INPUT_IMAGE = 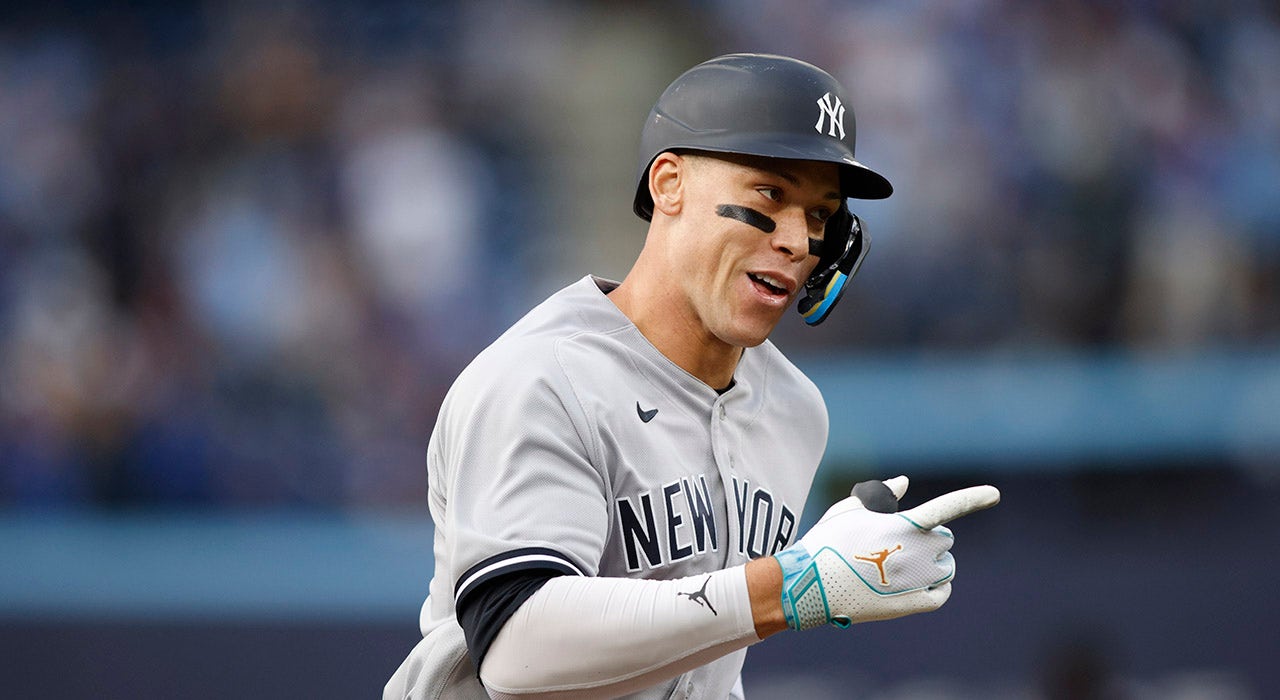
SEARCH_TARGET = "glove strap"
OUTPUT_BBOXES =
[774,547,831,631]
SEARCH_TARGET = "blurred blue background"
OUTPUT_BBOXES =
[1,1,1278,697]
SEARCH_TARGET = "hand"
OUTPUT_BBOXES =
[773,476,999,630]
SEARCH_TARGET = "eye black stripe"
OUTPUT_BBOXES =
[716,204,776,233]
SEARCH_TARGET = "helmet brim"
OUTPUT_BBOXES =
[633,136,892,221]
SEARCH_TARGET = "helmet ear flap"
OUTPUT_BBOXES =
[797,204,870,326]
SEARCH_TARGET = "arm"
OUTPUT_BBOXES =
[480,565,760,700]
[747,555,787,638]
[462,556,781,700]
[479,477,999,699]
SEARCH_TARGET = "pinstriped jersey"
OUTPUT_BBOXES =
[419,275,828,699]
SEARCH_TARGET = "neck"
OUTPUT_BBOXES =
[608,270,741,391]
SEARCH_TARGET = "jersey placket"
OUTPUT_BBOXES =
[707,393,745,569]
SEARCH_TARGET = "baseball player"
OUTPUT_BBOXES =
[385,54,999,700]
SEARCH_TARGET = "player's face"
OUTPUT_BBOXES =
[675,154,839,348]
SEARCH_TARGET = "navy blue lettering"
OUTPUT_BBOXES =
[618,493,661,572]
[746,490,775,558]
[733,477,750,554]
[770,505,796,554]
[663,481,693,562]
[683,476,718,553]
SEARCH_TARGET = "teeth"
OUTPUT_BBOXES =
[750,273,786,293]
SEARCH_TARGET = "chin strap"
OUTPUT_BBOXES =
[797,206,870,326]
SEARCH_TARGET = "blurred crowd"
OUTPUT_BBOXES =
[1,0,1278,508]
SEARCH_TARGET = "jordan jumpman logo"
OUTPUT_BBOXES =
[679,575,717,616]
[854,544,903,585]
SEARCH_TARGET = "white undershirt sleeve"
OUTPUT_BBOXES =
[479,565,760,699]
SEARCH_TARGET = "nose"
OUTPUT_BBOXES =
[770,209,811,262]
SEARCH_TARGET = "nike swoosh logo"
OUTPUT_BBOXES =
[636,402,658,423]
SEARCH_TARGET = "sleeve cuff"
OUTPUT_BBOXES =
[455,547,584,604]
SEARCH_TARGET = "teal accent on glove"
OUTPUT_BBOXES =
[774,547,823,631]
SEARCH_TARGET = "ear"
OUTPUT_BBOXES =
[648,152,685,217]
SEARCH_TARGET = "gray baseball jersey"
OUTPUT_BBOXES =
[392,275,828,700]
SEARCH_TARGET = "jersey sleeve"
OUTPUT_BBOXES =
[433,338,609,609]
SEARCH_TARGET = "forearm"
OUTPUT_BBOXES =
[480,560,784,699]
[745,556,787,638]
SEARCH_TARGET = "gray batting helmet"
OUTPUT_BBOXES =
[633,53,892,325]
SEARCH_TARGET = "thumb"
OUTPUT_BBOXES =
[882,475,909,500]
[848,475,909,503]
[833,475,912,521]
[850,478,903,514]
[899,485,1001,530]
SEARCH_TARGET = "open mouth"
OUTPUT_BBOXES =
[748,272,789,297]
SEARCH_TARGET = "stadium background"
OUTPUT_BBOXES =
[1,1,1278,697]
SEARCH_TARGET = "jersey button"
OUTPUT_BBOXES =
[718,404,726,420]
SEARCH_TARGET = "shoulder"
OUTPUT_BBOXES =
[442,276,634,418]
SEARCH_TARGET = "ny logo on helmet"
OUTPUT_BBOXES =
[814,92,845,139]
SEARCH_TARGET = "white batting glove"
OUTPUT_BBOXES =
[773,476,999,631]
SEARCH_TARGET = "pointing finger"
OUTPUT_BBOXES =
[899,485,1000,530]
